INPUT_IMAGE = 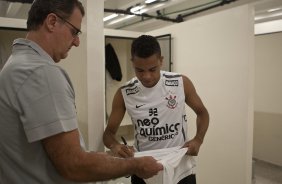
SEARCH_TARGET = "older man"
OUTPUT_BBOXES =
[0,1,162,183]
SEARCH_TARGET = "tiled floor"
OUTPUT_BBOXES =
[253,159,282,184]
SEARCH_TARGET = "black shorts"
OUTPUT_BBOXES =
[131,174,196,184]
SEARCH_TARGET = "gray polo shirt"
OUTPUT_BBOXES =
[0,39,85,183]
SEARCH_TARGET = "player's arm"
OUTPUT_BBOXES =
[103,88,134,157]
[182,75,209,155]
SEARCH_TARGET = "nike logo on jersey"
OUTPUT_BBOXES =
[136,104,145,108]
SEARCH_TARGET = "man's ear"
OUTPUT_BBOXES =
[45,13,57,32]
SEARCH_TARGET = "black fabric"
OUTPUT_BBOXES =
[131,174,196,184]
[105,43,122,81]
[178,174,196,184]
[131,175,146,184]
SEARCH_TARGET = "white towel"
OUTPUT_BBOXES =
[134,146,196,184]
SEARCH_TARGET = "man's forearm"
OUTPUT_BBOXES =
[43,130,153,182]
[68,151,137,182]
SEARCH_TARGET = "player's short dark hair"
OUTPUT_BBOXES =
[131,35,161,59]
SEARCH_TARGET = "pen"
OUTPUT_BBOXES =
[121,136,131,178]
[121,136,127,145]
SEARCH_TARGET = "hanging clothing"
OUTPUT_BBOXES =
[105,43,122,81]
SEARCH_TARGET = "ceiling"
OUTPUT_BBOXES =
[104,0,282,31]
[0,0,282,32]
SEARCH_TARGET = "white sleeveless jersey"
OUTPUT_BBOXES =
[121,71,188,151]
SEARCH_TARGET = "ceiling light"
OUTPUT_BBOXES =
[255,12,282,21]
[108,15,135,25]
[267,8,282,13]
[145,0,158,4]
[103,13,118,22]
[134,8,148,14]
[152,3,165,9]
[130,5,145,13]
[145,0,169,4]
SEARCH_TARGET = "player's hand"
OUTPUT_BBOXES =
[110,144,134,158]
[182,138,202,156]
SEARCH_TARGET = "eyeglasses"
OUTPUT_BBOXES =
[54,13,82,37]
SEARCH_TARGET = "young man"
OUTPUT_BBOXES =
[0,1,162,183]
[103,35,209,184]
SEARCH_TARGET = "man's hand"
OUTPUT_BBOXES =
[110,144,135,158]
[182,137,202,156]
[134,156,163,179]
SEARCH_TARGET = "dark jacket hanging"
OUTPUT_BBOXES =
[105,43,122,81]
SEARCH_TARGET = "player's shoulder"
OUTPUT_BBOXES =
[121,77,139,89]
[161,71,183,87]
[162,71,182,79]
[120,77,140,96]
